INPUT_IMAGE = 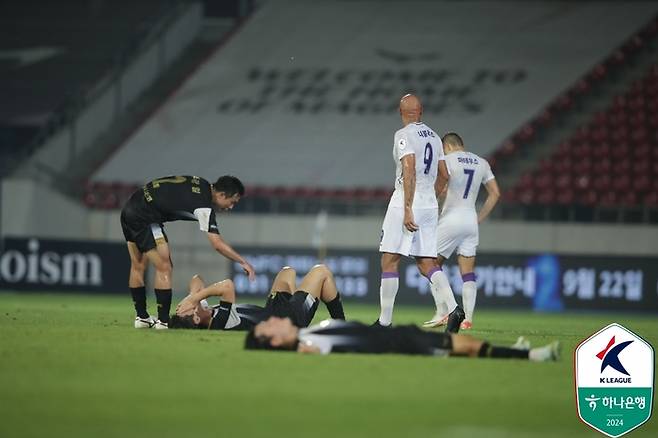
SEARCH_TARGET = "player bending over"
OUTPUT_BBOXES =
[122,175,255,329]
[246,317,559,362]
[424,133,500,330]
[170,264,345,330]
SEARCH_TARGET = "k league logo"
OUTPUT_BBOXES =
[575,323,654,437]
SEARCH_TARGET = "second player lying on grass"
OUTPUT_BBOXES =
[169,264,345,330]
[245,316,560,361]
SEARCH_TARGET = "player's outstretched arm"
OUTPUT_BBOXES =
[477,179,500,224]
[206,232,256,280]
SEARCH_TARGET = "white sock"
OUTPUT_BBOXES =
[429,269,457,314]
[378,273,399,325]
[462,280,477,322]
[428,270,449,318]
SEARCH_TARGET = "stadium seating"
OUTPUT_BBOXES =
[504,62,658,210]
[91,1,658,189]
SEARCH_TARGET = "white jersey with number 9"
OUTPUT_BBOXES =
[388,122,444,209]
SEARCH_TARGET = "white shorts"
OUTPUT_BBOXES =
[379,207,438,257]
[436,211,479,258]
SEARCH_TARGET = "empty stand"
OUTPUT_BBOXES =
[92,0,658,191]
[506,63,658,215]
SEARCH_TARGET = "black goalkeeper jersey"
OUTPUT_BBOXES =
[139,175,219,233]
[297,320,453,355]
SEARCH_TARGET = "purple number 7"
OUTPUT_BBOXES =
[463,169,475,199]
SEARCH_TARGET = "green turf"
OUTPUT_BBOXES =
[0,293,655,438]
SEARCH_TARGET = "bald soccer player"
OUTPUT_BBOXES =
[375,94,464,332]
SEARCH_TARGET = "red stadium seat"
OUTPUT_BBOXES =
[612,174,631,193]
[502,188,518,203]
[518,188,536,205]
[591,142,611,160]
[575,174,591,191]
[593,174,611,191]
[633,174,651,192]
[536,188,556,205]
[592,159,612,175]
[555,174,572,190]
[518,172,534,189]
[598,191,619,207]
[535,172,552,190]
[556,188,575,205]
[573,160,592,175]
[619,192,638,206]
[579,189,598,206]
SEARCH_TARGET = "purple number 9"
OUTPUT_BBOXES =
[423,143,433,174]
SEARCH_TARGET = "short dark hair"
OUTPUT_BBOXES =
[442,132,464,148]
[244,328,296,351]
[213,175,245,197]
[169,314,202,329]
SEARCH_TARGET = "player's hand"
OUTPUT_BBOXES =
[241,261,256,281]
[176,295,199,315]
[404,209,419,232]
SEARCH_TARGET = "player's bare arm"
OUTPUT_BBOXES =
[477,178,501,224]
[401,154,418,231]
[435,160,449,200]
[176,278,236,315]
[206,232,256,280]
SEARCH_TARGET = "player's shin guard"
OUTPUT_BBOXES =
[428,268,457,313]
[378,272,399,326]
[478,342,530,359]
[130,286,149,318]
[325,293,345,320]
[461,273,477,322]
[154,288,172,323]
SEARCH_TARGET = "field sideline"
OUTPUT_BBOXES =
[0,292,655,438]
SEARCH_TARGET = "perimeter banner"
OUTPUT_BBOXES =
[229,247,658,312]
[0,237,129,293]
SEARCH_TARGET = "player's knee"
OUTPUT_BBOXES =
[280,266,296,275]
[311,264,330,276]
[131,261,147,275]
[154,260,172,274]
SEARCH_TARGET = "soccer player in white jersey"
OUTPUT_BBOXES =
[423,133,500,330]
[375,94,465,333]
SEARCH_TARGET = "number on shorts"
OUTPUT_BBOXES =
[463,169,475,199]
[423,143,433,174]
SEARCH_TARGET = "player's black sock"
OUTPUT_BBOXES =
[478,342,529,359]
[154,288,172,322]
[325,293,345,320]
[130,286,149,318]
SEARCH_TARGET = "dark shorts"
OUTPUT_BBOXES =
[264,291,319,328]
[120,191,168,253]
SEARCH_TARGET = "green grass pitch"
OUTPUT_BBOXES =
[0,292,656,438]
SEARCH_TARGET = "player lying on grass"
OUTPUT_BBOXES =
[169,264,345,330]
[245,317,560,361]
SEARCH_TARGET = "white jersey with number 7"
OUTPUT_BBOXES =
[442,151,494,216]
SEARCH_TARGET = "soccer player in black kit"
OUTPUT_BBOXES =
[169,264,345,331]
[245,317,560,361]
[120,175,255,329]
